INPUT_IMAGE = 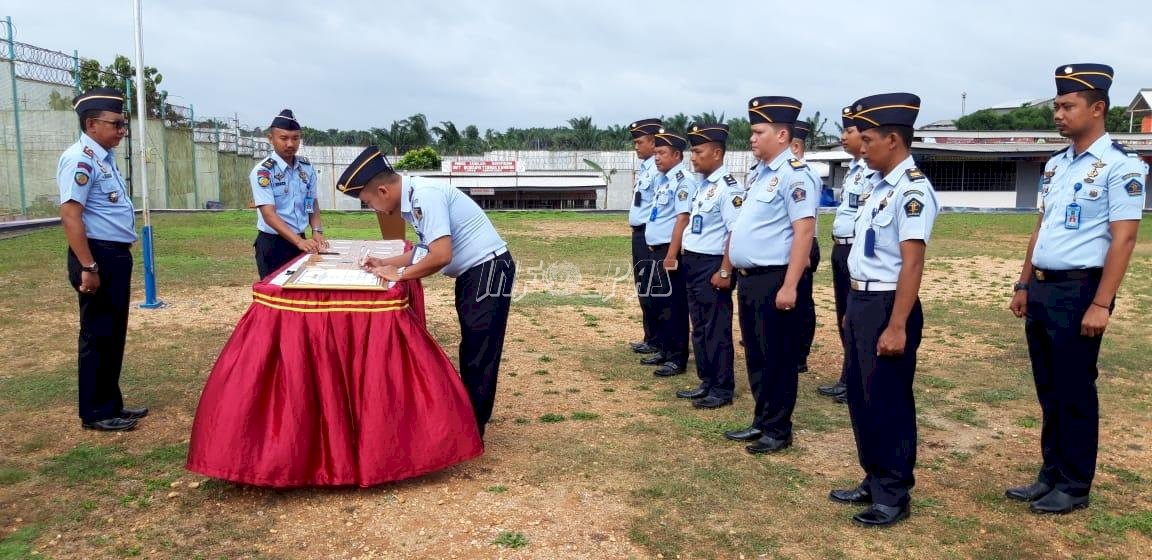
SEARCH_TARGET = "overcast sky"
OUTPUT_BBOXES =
[6,0,1151,134]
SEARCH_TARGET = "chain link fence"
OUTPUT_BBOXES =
[1,22,271,221]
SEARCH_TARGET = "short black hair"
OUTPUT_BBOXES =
[873,125,914,149]
[771,122,795,142]
[1077,89,1111,112]
[79,109,102,132]
[365,169,400,188]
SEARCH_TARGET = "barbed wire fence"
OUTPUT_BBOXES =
[1,18,269,221]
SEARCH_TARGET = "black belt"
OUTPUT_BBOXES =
[1032,268,1102,282]
[682,250,721,258]
[258,230,305,238]
[647,243,670,252]
[737,265,787,277]
[89,239,133,250]
[631,224,646,232]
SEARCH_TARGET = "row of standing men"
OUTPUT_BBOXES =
[618,63,1146,527]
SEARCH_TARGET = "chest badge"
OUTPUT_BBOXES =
[413,207,423,221]
[108,191,120,203]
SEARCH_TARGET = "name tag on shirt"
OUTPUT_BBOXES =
[1064,203,1081,229]
[690,214,703,234]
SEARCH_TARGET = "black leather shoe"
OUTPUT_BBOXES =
[817,383,847,397]
[692,396,732,409]
[796,363,810,374]
[640,354,667,366]
[1005,481,1052,502]
[676,387,708,399]
[852,503,910,527]
[120,407,149,420]
[829,486,873,505]
[746,434,793,454]
[654,363,685,377]
[631,342,660,354]
[1029,489,1089,514]
[82,417,138,431]
[834,393,848,404]
[724,427,762,442]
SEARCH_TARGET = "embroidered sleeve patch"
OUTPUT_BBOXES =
[1121,172,1143,180]
[74,171,90,186]
[1125,179,1144,197]
[77,162,92,174]
[904,189,924,198]
[258,175,271,187]
[732,196,743,208]
[904,197,924,217]
[677,189,688,201]
[791,186,807,202]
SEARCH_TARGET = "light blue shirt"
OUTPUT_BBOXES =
[401,176,508,278]
[728,150,818,268]
[1032,133,1147,270]
[832,159,875,239]
[628,156,659,226]
[682,165,744,255]
[57,133,136,243]
[847,156,939,283]
[645,162,697,245]
[250,152,318,234]
[800,160,823,238]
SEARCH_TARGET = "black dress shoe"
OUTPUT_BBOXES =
[120,407,149,420]
[1004,481,1052,502]
[676,387,708,399]
[724,427,762,442]
[746,434,793,454]
[817,382,847,397]
[631,342,660,354]
[1029,489,1089,514]
[82,417,138,431]
[852,503,910,527]
[796,363,810,374]
[834,393,848,404]
[829,486,873,505]
[654,363,685,377]
[640,354,667,366]
[692,396,732,409]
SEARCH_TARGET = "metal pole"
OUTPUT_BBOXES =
[4,17,27,216]
[160,101,171,207]
[132,0,163,309]
[190,104,199,208]
[72,49,80,91]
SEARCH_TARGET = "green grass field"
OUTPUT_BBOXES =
[0,211,1149,559]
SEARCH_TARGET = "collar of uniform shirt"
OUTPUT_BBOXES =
[400,175,416,214]
[763,148,793,172]
[663,161,688,180]
[705,165,730,184]
[80,133,111,162]
[1065,132,1114,162]
[639,155,655,172]
[270,151,299,170]
[878,155,918,188]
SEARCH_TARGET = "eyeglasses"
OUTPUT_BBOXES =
[93,118,130,130]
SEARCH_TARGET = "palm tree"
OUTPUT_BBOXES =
[691,111,726,126]
[801,112,829,150]
[661,113,691,135]
[431,121,463,154]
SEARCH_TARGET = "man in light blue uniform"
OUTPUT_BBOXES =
[57,87,148,431]
[1006,64,1146,515]
[642,129,697,377]
[790,121,824,375]
[818,106,875,403]
[675,123,743,408]
[250,109,327,278]
[628,118,664,355]
[337,147,515,439]
[722,96,817,455]
[830,93,937,528]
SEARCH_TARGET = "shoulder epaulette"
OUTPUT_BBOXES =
[675,170,685,181]
[298,156,311,165]
[788,158,807,170]
[723,174,737,187]
[1112,140,1136,157]
[749,162,758,171]
[260,158,275,170]
[1051,146,1070,158]
[905,167,926,181]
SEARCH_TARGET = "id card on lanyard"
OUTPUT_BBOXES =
[1064,183,1082,229]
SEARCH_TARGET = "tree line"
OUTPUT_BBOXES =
[956,104,1131,132]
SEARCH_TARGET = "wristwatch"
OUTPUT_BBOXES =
[312,227,324,234]
[397,266,406,279]
[81,262,99,273]
[1013,281,1028,292]
[718,269,731,279]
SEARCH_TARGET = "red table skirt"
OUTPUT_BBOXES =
[186,270,483,488]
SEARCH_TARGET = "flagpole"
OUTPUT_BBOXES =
[132,0,163,308]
